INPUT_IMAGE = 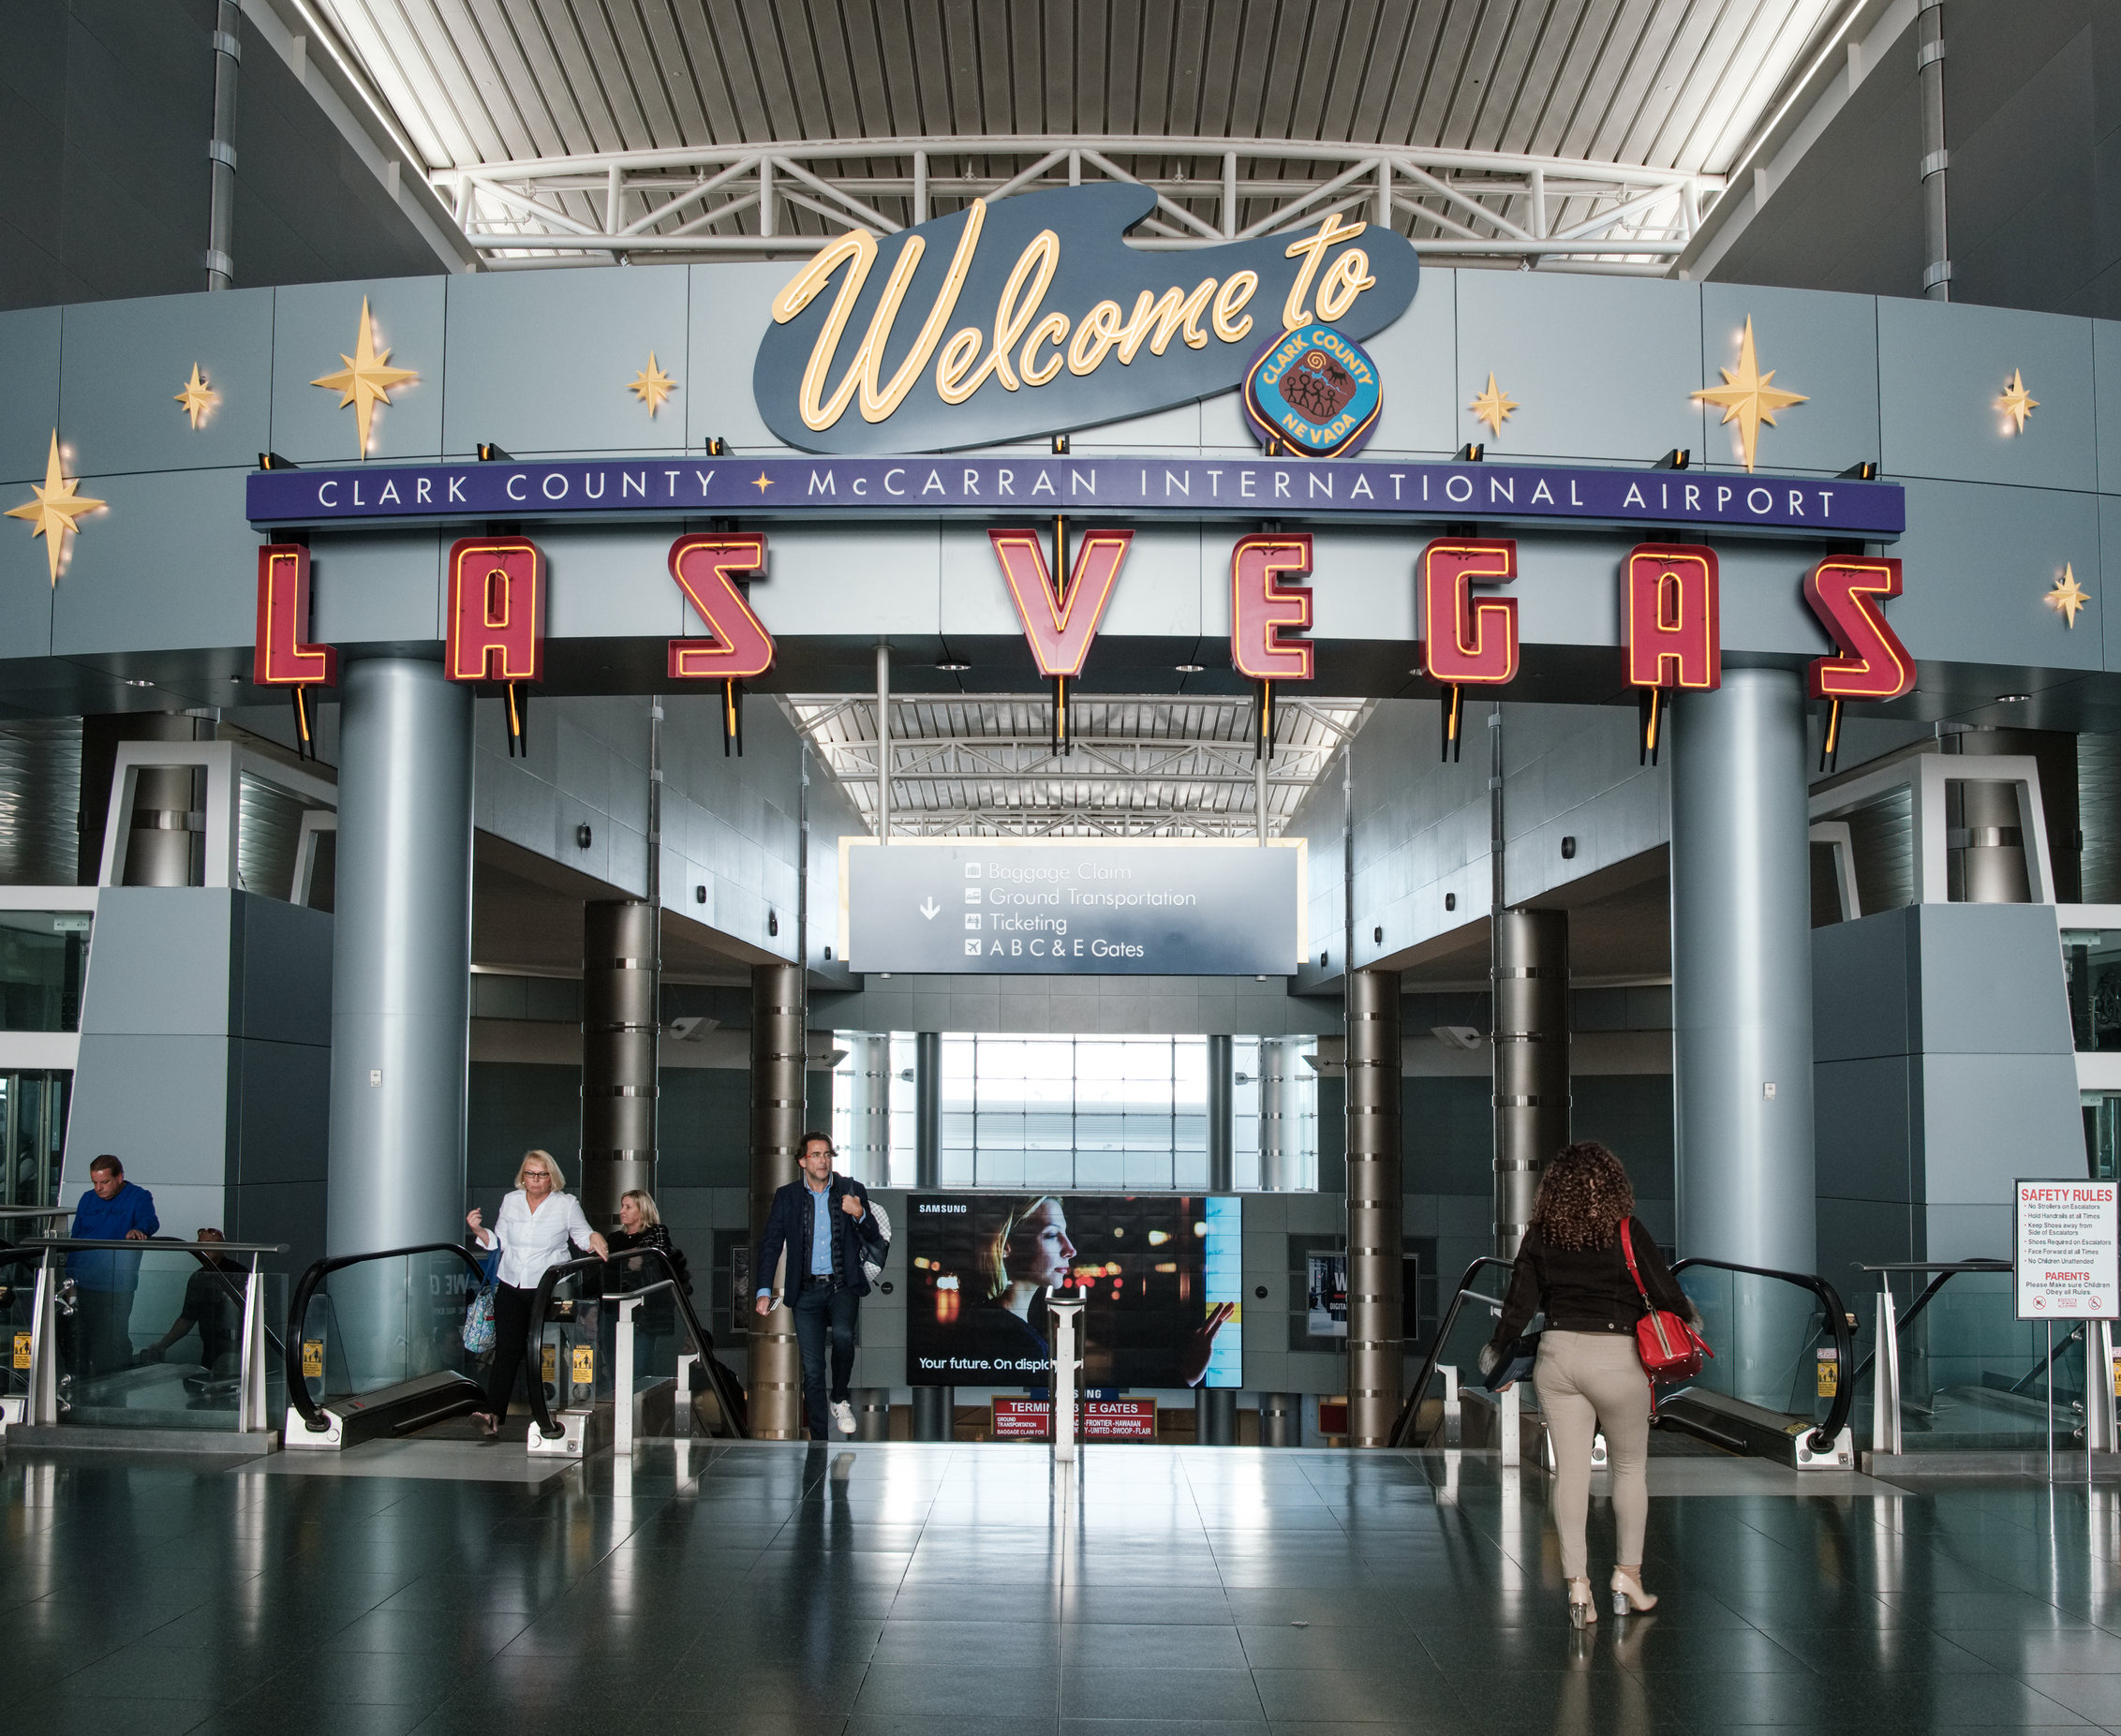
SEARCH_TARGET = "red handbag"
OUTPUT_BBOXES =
[1622,1221,1712,1383]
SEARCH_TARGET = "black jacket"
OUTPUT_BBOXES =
[1482,1217,1698,1372]
[755,1173,886,1304]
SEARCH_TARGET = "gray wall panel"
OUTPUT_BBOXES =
[1915,905,2075,1054]
[1921,1052,2083,1206]
[59,289,274,477]
[305,532,444,647]
[228,1040,332,1185]
[1812,909,1916,1061]
[542,523,689,642]
[748,524,940,639]
[0,305,62,484]
[232,897,335,1047]
[1813,1055,1918,1203]
[685,262,800,454]
[1698,284,1881,476]
[268,278,447,465]
[79,888,233,1036]
[442,267,692,458]
[51,467,258,656]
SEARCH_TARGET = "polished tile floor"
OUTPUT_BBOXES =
[9,1440,2121,1734]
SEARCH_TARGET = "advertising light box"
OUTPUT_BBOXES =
[843,838,1303,976]
[907,1193,1240,1389]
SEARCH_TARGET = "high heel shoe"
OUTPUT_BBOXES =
[1566,1578,1598,1627]
[1609,1565,1658,1615]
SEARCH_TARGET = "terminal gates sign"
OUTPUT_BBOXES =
[841,838,1304,976]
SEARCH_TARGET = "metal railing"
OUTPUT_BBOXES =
[527,1250,748,1446]
[1387,1256,1517,1449]
[5,1237,287,1435]
[1669,1256,1855,1458]
[284,1241,490,1435]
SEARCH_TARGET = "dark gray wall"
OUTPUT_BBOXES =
[1,0,447,311]
[1717,4,2121,316]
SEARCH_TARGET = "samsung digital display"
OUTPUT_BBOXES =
[907,1193,1240,1389]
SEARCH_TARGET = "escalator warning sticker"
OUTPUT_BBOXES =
[571,1345,594,1385]
[1816,1347,1837,1399]
[11,1331,27,1371]
[302,1340,324,1379]
[541,1344,556,1385]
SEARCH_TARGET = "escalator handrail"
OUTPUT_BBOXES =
[1847,1258,2015,1392]
[527,1247,748,1441]
[1386,1255,1517,1448]
[1671,1256,1854,1453]
[285,1241,492,1433]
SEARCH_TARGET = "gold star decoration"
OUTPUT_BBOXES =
[628,351,676,417]
[1468,372,1519,439]
[310,297,420,456]
[7,432,105,586]
[751,472,775,494]
[174,364,219,431]
[1693,316,1807,473]
[1997,368,2039,436]
[2047,564,2091,628]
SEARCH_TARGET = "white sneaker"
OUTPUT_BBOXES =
[831,1399,857,1435]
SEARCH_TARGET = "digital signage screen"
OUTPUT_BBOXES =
[907,1194,1240,1389]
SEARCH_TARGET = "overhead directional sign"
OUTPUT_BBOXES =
[841,838,1305,976]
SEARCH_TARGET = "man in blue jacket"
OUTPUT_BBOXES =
[70,1154,158,1377]
[754,1132,885,1438]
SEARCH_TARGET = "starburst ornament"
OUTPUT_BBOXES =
[7,433,105,586]
[1997,369,2039,436]
[1693,317,1807,473]
[1468,372,1519,439]
[174,364,219,431]
[311,298,420,456]
[629,352,676,417]
[2047,564,2090,628]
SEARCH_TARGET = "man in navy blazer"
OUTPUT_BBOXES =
[754,1131,886,1438]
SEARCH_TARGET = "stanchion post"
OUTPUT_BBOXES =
[1873,1281,1902,1458]
[236,1255,269,1434]
[1049,1292,1084,1464]
[615,1296,639,1457]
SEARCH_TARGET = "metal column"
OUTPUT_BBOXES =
[1918,0,1950,301]
[1670,668,1817,1273]
[581,899,659,1230]
[1259,1392,1300,1447]
[1196,1386,1236,1445]
[1492,909,1569,1257]
[1344,967,1402,1448]
[914,1031,942,1188]
[326,658,474,1254]
[912,1385,953,1441]
[749,961,806,1439]
[847,1031,892,1185]
[1207,1033,1234,1192]
[206,1,240,290]
[1258,1038,1298,1190]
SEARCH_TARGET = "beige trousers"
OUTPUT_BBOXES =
[1534,1328,1652,1580]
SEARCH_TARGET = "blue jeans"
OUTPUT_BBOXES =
[792,1281,859,1438]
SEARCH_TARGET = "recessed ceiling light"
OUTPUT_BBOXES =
[937,661,970,672]
[123,678,154,689]
[1176,663,1205,673]
[1994,693,2031,704]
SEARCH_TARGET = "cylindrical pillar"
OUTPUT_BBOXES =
[581,899,659,1230]
[1344,968,1402,1447]
[1206,1033,1233,1192]
[1196,1386,1236,1445]
[912,1385,953,1441]
[847,1031,892,1185]
[326,659,474,1254]
[1259,1391,1300,1447]
[1918,0,1950,301]
[1950,779,2032,903]
[875,642,892,842]
[1952,726,2080,900]
[1670,669,1817,1273]
[123,764,204,886]
[749,961,805,1439]
[914,1031,942,1188]
[1492,909,1569,1257]
[206,1,240,291]
[1258,1038,1298,1190]
[853,1387,891,1442]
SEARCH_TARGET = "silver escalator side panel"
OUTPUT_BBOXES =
[282,1367,484,1449]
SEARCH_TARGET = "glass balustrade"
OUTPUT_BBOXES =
[1674,1264,1841,1425]
[292,1246,485,1419]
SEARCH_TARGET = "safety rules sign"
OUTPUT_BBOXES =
[2014,1180,2120,1319]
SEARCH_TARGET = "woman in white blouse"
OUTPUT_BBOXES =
[466,1150,608,1439]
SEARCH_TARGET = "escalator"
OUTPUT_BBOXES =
[1387,1251,1858,1471]
[285,1239,749,1449]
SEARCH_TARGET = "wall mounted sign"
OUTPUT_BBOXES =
[254,543,335,762]
[841,838,1304,976]
[247,453,1905,538]
[989,527,1133,678]
[752,186,1417,453]
[1624,542,1720,765]
[1243,324,1382,457]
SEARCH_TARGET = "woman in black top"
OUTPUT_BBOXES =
[605,1191,691,1357]
[1481,1141,1699,1627]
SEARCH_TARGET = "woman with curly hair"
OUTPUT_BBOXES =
[1481,1140,1698,1627]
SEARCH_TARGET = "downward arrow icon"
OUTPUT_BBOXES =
[918,898,940,920]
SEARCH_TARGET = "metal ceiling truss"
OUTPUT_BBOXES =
[786,693,1368,839]
[442,136,1719,276]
